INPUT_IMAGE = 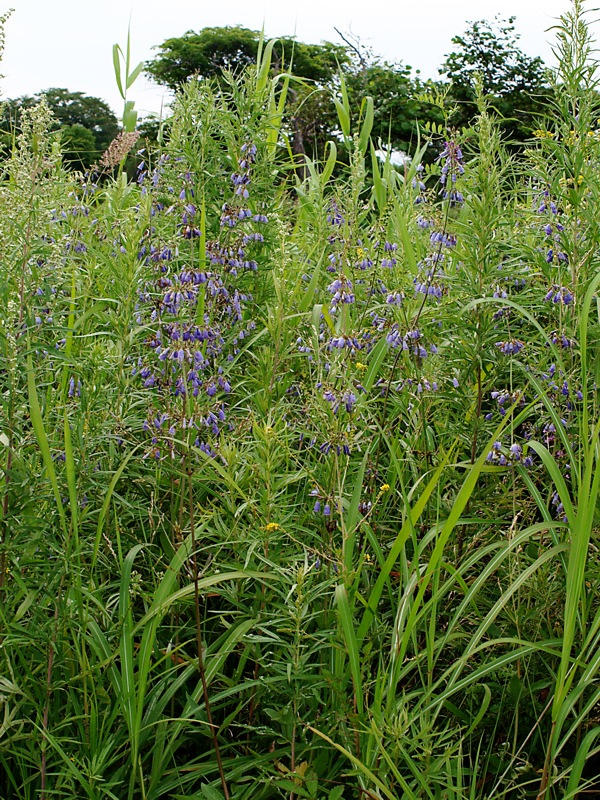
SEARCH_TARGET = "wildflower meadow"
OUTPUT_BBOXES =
[0,2,599,798]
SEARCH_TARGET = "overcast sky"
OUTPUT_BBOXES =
[0,0,589,121]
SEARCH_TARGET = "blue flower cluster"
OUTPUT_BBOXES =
[133,142,267,461]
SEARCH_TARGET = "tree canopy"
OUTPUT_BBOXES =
[1,88,119,167]
[145,26,349,90]
[144,18,548,162]
[145,26,444,162]
[440,17,550,138]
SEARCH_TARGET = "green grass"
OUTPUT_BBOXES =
[1,2,600,798]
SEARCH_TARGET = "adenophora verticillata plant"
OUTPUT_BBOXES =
[132,138,267,464]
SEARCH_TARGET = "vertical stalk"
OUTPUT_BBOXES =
[40,594,62,800]
[188,468,229,799]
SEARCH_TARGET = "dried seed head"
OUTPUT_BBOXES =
[100,130,140,169]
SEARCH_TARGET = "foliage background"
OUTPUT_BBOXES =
[0,3,599,800]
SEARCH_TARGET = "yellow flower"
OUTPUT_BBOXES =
[379,483,390,493]
[264,522,281,533]
[355,362,368,371]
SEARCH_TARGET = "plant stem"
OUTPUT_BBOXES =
[189,469,230,799]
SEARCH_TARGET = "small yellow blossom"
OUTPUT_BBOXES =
[379,483,391,493]
[264,522,281,533]
[355,362,368,371]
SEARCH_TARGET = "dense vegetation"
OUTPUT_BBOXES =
[0,2,599,799]
[145,16,549,158]
[2,15,550,168]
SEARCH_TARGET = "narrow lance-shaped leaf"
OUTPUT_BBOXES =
[113,44,125,99]
[126,61,145,90]
[334,69,351,140]
[321,140,337,185]
[342,449,370,574]
[335,584,363,715]
[357,95,374,156]
[370,141,387,213]
[26,353,67,539]
[256,37,277,96]
[63,407,78,553]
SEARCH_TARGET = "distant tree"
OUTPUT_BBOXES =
[145,26,260,89]
[1,88,119,167]
[440,17,550,140]
[40,88,119,153]
[145,26,348,90]
[346,62,445,158]
[61,123,97,170]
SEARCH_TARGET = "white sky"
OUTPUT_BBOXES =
[0,0,588,121]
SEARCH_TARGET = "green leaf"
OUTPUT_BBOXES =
[125,25,131,74]
[126,61,145,89]
[195,198,207,325]
[465,684,492,734]
[92,444,143,568]
[266,71,290,150]
[26,353,67,539]
[63,408,78,553]
[321,140,337,184]
[334,69,350,139]
[358,95,374,155]
[333,98,350,140]
[565,727,600,798]
[256,37,277,95]
[307,726,397,800]
[370,142,386,213]
[123,99,138,133]
[113,44,125,99]
[200,784,225,800]
[335,584,363,714]
[362,335,388,394]
[357,445,454,643]
[298,259,321,313]
[118,543,145,763]
[342,449,369,574]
